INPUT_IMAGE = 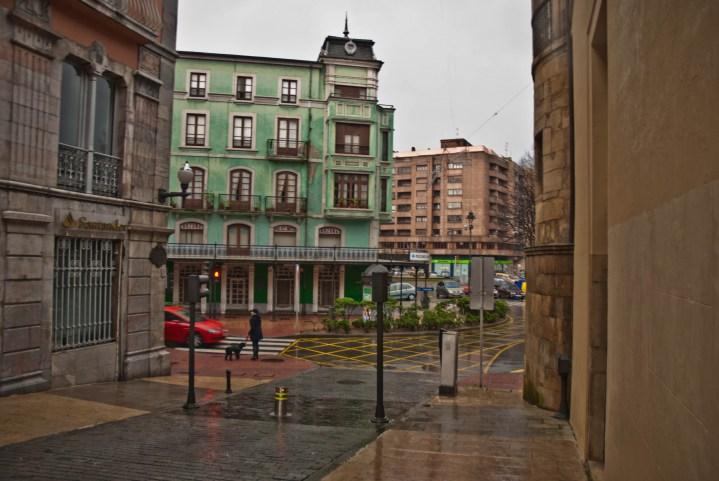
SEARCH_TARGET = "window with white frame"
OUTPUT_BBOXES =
[185,113,207,146]
[448,189,463,196]
[277,118,299,155]
[447,202,462,209]
[58,61,120,197]
[447,162,464,169]
[236,76,253,100]
[232,116,253,148]
[189,72,207,97]
[416,216,427,223]
[281,79,297,103]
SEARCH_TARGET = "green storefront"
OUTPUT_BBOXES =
[165,30,394,314]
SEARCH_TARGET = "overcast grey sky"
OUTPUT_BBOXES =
[177,0,533,158]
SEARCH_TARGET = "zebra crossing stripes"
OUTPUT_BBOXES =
[177,336,296,356]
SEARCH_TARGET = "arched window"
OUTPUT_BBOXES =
[178,221,204,244]
[318,226,342,247]
[229,169,252,198]
[183,167,205,209]
[273,224,297,246]
[227,223,251,246]
[276,171,297,200]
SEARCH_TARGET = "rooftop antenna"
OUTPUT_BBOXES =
[343,13,350,38]
[504,142,509,156]
[455,127,460,137]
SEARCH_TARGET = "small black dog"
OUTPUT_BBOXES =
[224,342,246,360]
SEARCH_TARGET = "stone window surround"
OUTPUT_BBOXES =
[278,77,301,104]
[223,220,254,245]
[226,166,256,196]
[175,218,208,244]
[181,109,210,148]
[233,73,256,102]
[314,224,345,247]
[226,112,257,150]
[185,69,210,99]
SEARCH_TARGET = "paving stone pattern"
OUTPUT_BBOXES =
[0,369,438,481]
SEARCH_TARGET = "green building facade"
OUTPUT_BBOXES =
[166,32,394,314]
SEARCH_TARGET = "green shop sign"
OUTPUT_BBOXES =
[432,258,513,265]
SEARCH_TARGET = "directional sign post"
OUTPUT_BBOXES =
[470,257,495,388]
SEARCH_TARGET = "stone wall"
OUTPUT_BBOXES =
[524,244,573,409]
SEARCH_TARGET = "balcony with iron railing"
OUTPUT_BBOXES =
[57,143,121,198]
[335,144,370,156]
[266,139,308,160]
[167,243,380,264]
[265,196,308,215]
[180,193,215,211]
[217,194,262,213]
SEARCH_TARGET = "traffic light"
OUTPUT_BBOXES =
[184,274,210,303]
[212,267,221,281]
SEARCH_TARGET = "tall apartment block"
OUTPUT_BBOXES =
[380,139,523,281]
[0,0,178,395]
[166,29,394,314]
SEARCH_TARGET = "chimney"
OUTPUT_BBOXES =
[411,146,416,152]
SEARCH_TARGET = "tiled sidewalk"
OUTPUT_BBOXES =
[321,388,588,481]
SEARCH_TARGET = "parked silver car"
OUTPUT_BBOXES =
[388,282,416,300]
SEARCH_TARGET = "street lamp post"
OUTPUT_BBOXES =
[465,211,475,283]
[158,161,194,204]
[363,264,390,425]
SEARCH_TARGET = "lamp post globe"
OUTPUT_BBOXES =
[177,161,193,191]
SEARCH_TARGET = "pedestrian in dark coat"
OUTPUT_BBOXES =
[247,308,263,360]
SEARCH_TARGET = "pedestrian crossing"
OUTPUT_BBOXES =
[175,336,296,357]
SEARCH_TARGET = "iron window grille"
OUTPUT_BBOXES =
[53,238,117,350]
[189,72,207,97]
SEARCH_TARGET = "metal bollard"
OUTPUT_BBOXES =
[225,369,232,394]
[273,386,289,417]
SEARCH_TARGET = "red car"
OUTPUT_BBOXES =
[164,306,227,347]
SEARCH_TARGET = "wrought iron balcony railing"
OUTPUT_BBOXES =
[92,152,121,197]
[334,198,369,209]
[335,144,370,156]
[58,144,88,193]
[181,193,214,211]
[218,194,262,213]
[265,196,307,215]
[58,144,121,197]
[167,243,379,263]
[266,139,308,159]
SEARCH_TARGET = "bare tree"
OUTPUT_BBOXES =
[498,151,536,249]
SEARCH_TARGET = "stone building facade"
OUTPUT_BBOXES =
[0,0,178,395]
[165,30,395,314]
[569,0,718,478]
[381,139,523,281]
[524,0,574,410]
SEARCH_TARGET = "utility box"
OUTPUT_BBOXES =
[439,330,459,396]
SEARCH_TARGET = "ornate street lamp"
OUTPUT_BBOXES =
[158,161,194,203]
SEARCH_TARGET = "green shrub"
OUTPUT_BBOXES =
[333,297,359,321]
[396,305,420,331]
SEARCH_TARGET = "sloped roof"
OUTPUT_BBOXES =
[319,35,381,63]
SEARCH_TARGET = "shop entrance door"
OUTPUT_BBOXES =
[318,266,339,309]
[226,265,249,309]
[275,265,295,309]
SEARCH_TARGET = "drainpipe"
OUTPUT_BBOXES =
[567,0,575,244]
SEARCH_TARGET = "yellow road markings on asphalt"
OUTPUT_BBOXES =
[483,341,525,373]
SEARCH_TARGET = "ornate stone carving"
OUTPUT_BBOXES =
[15,0,50,23]
[139,47,161,78]
[11,22,55,56]
[88,41,109,73]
